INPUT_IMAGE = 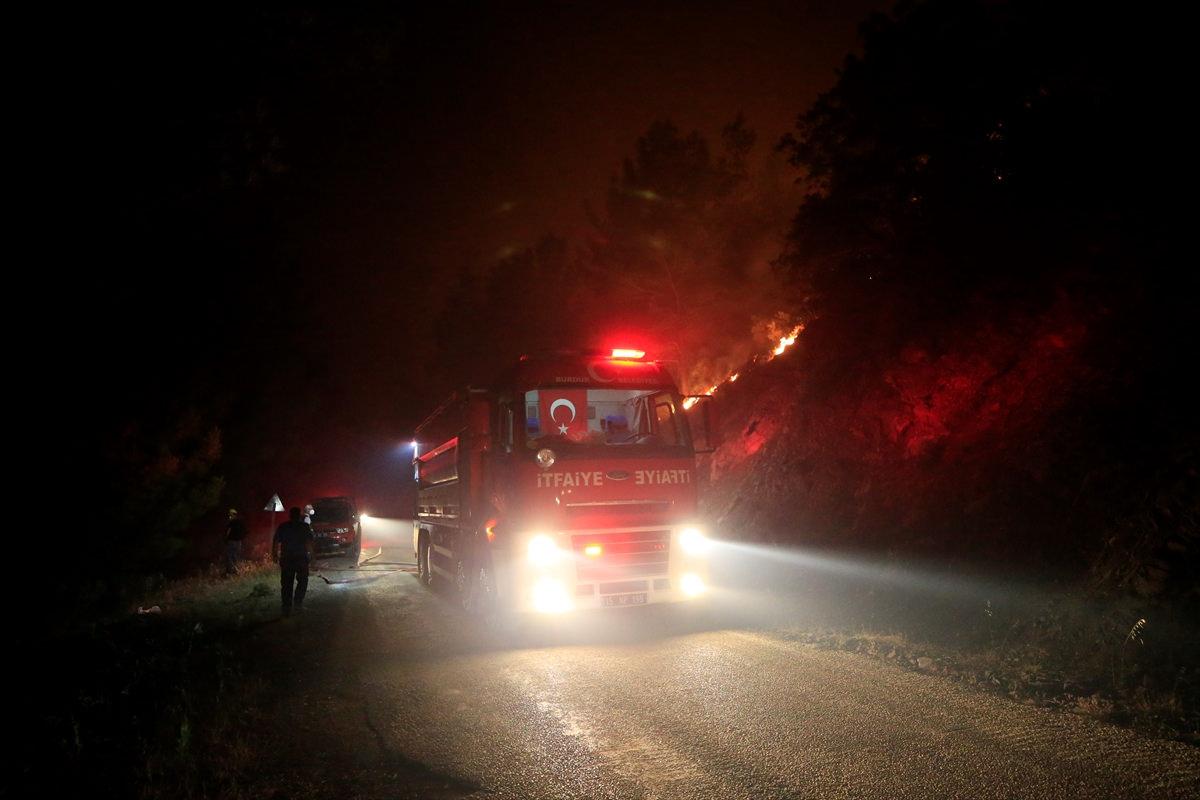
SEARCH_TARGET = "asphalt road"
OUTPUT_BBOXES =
[245,523,1200,799]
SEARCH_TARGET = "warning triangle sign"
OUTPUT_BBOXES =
[264,493,284,512]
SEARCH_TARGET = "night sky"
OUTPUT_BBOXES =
[72,3,885,509]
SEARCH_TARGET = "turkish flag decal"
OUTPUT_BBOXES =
[540,389,588,441]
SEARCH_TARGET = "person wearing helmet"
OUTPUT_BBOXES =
[224,508,248,576]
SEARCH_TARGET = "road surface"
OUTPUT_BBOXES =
[245,525,1200,799]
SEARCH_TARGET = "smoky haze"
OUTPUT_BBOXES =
[66,2,883,517]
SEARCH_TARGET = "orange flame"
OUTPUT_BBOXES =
[683,324,803,409]
[772,328,800,356]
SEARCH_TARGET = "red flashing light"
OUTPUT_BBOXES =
[611,348,645,359]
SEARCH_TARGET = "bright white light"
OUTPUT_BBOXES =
[681,572,706,597]
[527,533,561,566]
[680,527,711,555]
[410,439,418,450]
[531,577,572,613]
[359,512,370,522]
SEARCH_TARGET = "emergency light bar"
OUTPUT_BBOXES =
[519,347,654,362]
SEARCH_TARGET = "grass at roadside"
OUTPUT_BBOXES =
[772,586,1200,745]
[31,561,284,799]
[147,558,279,628]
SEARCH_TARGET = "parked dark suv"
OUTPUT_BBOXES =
[308,496,362,564]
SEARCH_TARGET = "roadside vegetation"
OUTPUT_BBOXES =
[31,562,279,799]
[763,573,1200,745]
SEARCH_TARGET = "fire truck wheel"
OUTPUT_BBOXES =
[467,560,498,617]
[455,559,470,606]
[455,553,496,616]
[417,539,432,586]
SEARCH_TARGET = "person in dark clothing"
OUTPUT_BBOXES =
[272,506,314,616]
[224,508,248,576]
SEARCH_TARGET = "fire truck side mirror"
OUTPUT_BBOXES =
[685,396,721,453]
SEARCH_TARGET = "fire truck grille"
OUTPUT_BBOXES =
[572,530,670,582]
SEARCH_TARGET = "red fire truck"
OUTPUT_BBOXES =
[412,348,717,615]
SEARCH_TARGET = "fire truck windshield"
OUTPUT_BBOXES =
[524,388,690,449]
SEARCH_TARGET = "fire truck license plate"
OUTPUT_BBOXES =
[602,593,647,607]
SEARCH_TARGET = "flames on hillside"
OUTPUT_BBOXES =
[683,324,803,410]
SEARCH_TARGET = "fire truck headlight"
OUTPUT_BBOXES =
[536,448,556,469]
[680,527,711,556]
[532,577,572,613]
[681,572,706,597]
[527,534,561,566]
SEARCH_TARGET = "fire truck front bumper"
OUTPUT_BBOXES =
[512,526,711,614]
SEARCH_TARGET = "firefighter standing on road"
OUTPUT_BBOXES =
[272,506,314,616]
[224,508,248,576]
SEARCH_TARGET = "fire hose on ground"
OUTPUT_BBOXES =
[310,546,417,584]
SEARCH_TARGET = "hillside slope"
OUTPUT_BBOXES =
[702,285,1197,597]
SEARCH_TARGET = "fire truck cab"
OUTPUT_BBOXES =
[412,349,716,615]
